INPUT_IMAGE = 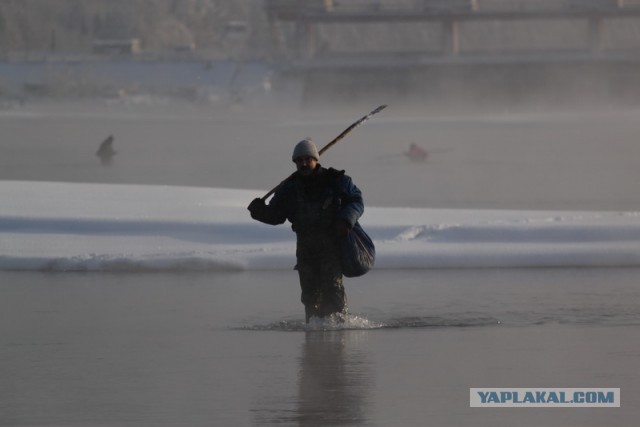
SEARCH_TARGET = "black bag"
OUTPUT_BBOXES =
[341,221,375,277]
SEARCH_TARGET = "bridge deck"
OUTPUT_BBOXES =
[266,0,640,22]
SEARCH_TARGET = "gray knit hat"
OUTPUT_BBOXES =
[292,138,320,162]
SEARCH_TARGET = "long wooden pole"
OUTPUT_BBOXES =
[261,104,387,201]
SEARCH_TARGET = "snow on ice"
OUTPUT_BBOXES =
[1,181,639,271]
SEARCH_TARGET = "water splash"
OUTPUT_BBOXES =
[235,313,507,332]
[306,313,386,331]
[237,313,386,332]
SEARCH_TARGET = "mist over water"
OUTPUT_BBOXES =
[2,96,640,212]
[2,2,640,424]
[2,57,640,427]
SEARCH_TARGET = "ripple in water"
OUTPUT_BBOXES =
[236,313,502,332]
[237,313,385,332]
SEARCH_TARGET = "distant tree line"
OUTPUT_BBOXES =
[0,0,270,57]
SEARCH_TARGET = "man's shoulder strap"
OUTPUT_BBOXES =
[326,167,346,180]
[324,168,347,195]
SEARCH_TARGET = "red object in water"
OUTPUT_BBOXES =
[404,143,428,161]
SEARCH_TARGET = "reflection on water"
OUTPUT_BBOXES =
[297,331,373,426]
[252,330,373,426]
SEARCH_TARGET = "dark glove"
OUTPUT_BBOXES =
[248,198,266,219]
[333,218,351,238]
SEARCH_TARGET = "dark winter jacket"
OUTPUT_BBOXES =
[251,165,364,235]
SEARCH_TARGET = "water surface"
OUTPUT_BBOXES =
[1,268,639,426]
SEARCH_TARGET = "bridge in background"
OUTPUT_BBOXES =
[264,0,640,106]
[265,0,640,61]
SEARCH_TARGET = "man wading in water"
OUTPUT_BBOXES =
[248,139,364,323]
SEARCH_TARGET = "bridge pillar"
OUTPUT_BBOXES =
[443,19,461,55]
[588,16,603,52]
[295,20,317,59]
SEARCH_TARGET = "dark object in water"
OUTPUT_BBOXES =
[96,135,116,165]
